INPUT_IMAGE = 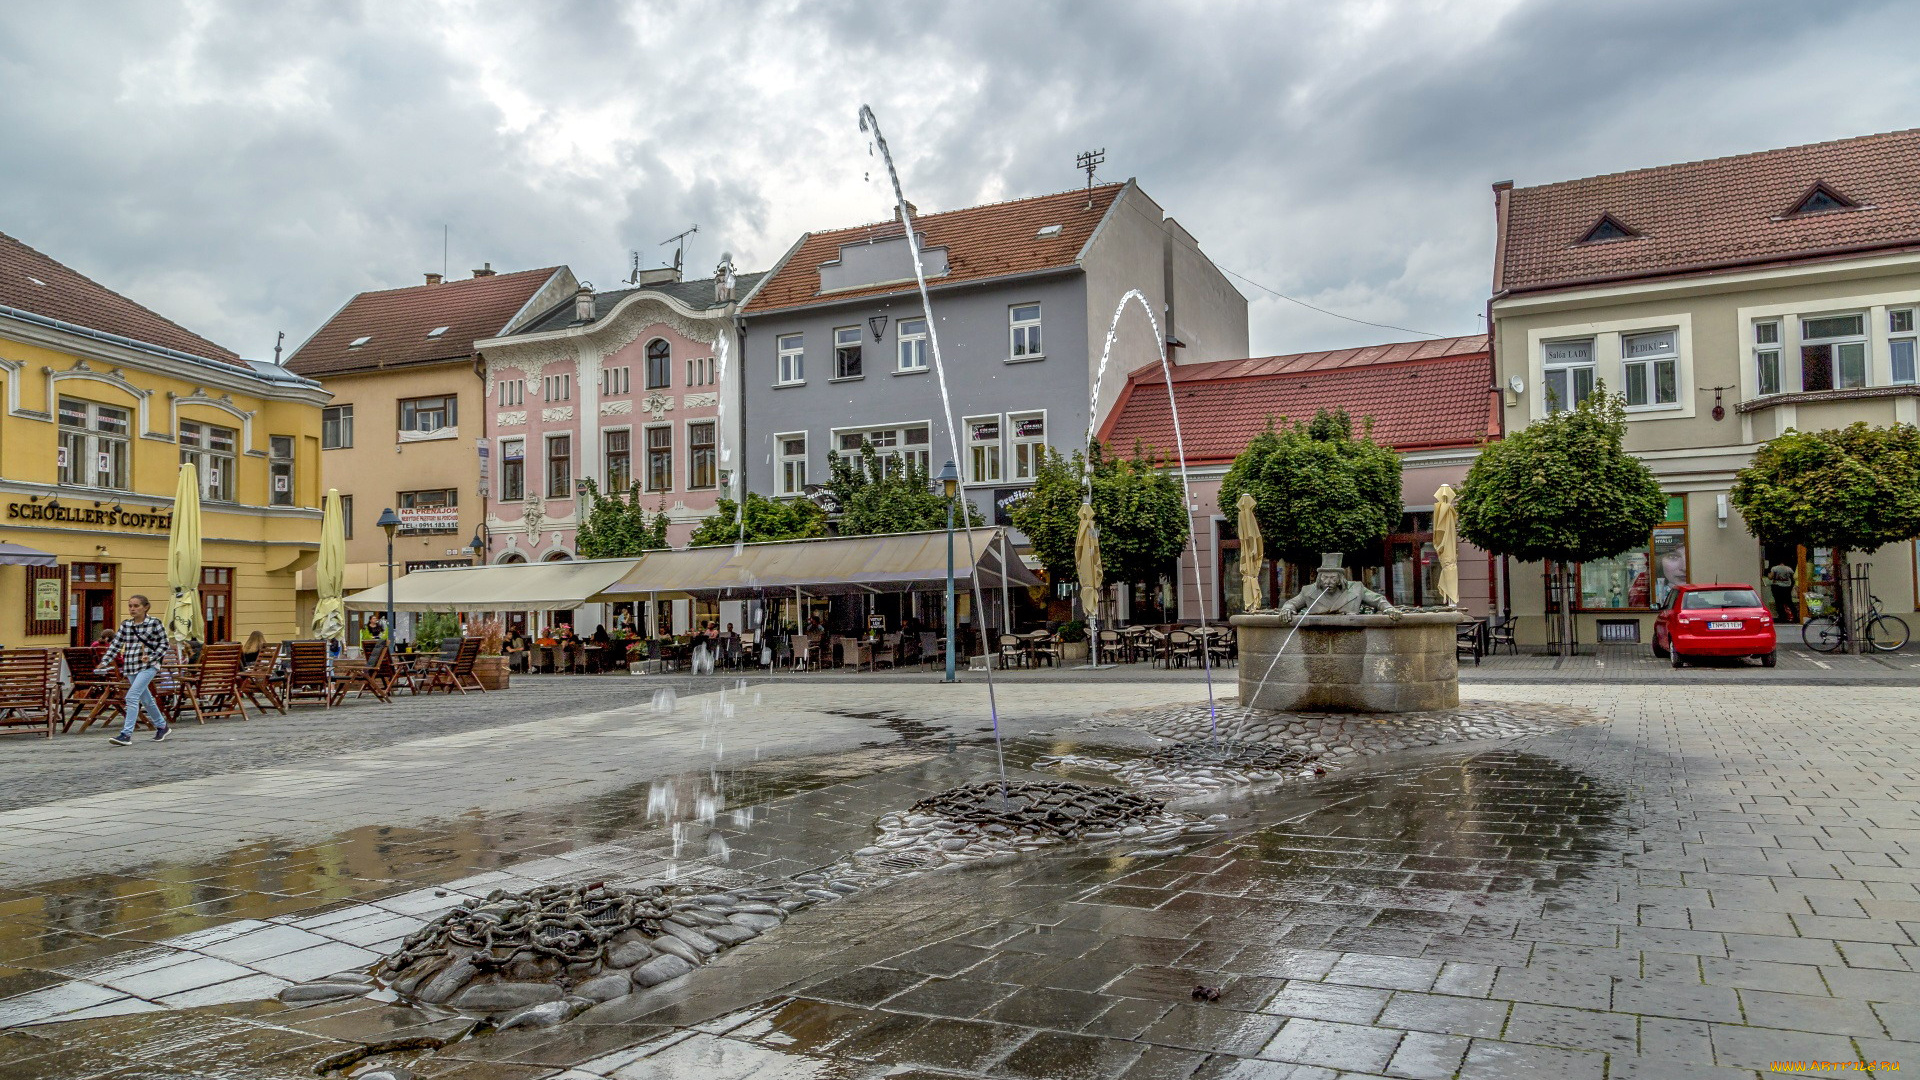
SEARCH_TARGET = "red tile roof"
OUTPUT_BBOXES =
[1100,336,1494,464]
[1497,129,1920,294]
[742,184,1126,313]
[287,267,563,377]
[0,229,243,365]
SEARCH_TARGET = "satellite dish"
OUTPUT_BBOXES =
[1507,375,1526,394]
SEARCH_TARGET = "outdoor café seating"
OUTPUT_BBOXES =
[62,646,122,732]
[421,637,486,694]
[0,648,60,738]
[281,640,337,708]
[173,643,249,724]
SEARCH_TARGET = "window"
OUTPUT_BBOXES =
[1754,320,1782,397]
[835,423,931,477]
[777,333,805,385]
[546,434,572,498]
[1801,313,1867,391]
[776,432,807,495]
[500,438,525,501]
[689,422,717,489]
[1010,304,1042,359]
[542,374,571,402]
[179,420,236,502]
[1891,309,1916,385]
[321,404,354,449]
[646,426,673,492]
[1542,338,1595,414]
[833,326,863,379]
[269,435,295,506]
[400,395,456,432]
[1578,495,1687,610]
[646,340,672,389]
[966,415,1002,484]
[897,318,928,372]
[1009,412,1046,481]
[499,379,524,407]
[604,429,631,490]
[602,366,630,396]
[397,488,458,534]
[340,494,353,539]
[348,335,370,349]
[427,325,449,338]
[686,356,716,386]
[1620,329,1679,408]
[57,397,130,490]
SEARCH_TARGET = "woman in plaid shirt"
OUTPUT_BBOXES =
[94,594,171,745]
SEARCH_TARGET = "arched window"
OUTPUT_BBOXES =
[543,550,574,562]
[497,551,526,564]
[645,339,671,390]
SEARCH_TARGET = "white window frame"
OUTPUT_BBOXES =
[269,434,295,507]
[965,414,1003,485]
[603,426,633,491]
[57,397,131,490]
[1754,320,1783,397]
[643,423,673,493]
[321,404,353,449]
[897,318,928,373]
[543,373,572,403]
[179,420,237,502]
[1008,410,1046,482]
[1801,312,1869,391]
[1620,328,1680,411]
[688,419,717,490]
[775,431,808,496]
[399,394,456,433]
[645,339,673,390]
[1891,308,1917,386]
[1541,338,1596,415]
[498,380,524,407]
[602,366,629,397]
[832,421,932,478]
[1009,303,1042,360]
[545,433,572,498]
[776,334,805,385]
[499,437,525,501]
[832,326,863,380]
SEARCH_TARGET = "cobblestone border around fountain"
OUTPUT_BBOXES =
[1083,699,1601,761]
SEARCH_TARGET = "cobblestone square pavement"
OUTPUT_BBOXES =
[0,674,1918,1078]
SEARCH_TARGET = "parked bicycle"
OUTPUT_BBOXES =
[1803,593,1911,653]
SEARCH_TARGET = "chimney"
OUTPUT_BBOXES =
[424,272,443,285]
[573,284,596,323]
[472,262,496,278]
[897,201,918,222]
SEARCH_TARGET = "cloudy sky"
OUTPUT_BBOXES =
[2,0,1915,361]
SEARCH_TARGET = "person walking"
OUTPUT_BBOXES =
[94,594,171,746]
[1767,560,1798,624]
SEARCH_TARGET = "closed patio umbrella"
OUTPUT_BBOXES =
[1236,492,1264,612]
[1074,502,1102,621]
[166,463,202,644]
[1433,483,1459,607]
[312,488,347,643]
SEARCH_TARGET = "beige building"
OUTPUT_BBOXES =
[285,265,575,639]
[1491,129,1920,646]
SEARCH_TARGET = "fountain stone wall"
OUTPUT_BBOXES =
[1231,612,1465,713]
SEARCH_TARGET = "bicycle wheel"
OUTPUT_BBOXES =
[1867,614,1910,652]
[1803,616,1845,653]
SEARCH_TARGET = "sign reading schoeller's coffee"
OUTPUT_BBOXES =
[6,501,174,531]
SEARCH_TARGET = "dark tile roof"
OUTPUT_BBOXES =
[741,184,1125,314]
[1497,129,1920,294]
[516,272,767,334]
[1100,336,1494,464]
[286,267,562,377]
[0,229,243,365]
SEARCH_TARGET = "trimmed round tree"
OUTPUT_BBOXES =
[574,480,670,558]
[1455,392,1665,654]
[1730,421,1920,651]
[1216,409,1402,575]
[1010,441,1189,607]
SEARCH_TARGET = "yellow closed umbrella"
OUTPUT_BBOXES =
[166,462,202,644]
[1074,502,1102,621]
[1236,492,1264,612]
[1433,483,1460,607]
[312,488,347,643]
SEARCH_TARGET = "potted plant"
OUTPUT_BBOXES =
[472,616,510,690]
[415,611,460,654]
[1056,619,1089,662]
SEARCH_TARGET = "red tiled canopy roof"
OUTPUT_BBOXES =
[287,267,562,377]
[1497,128,1920,294]
[0,229,243,365]
[743,184,1126,313]
[1100,335,1494,464]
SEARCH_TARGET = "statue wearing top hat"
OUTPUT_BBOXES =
[1275,553,1401,618]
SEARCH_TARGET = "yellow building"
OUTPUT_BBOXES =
[0,230,329,647]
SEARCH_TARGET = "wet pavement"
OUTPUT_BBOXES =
[1,680,1918,1078]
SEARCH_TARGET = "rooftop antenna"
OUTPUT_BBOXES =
[272,330,285,366]
[660,225,699,274]
[442,224,448,279]
[627,250,642,285]
[1076,148,1105,207]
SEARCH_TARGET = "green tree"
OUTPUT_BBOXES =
[1010,441,1189,589]
[1216,409,1402,570]
[825,442,981,536]
[1731,422,1920,651]
[1456,391,1666,654]
[687,492,828,546]
[573,479,670,558]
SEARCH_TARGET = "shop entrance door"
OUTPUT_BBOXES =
[200,566,233,643]
[70,562,117,647]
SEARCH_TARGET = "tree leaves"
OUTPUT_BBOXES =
[1216,408,1402,567]
[824,443,982,536]
[687,492,827,547]
[573,480,670,558]
[1730,422,1920,555]
[1009,440,1189,585]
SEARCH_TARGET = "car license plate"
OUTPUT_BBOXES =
[1707,621,1742,630]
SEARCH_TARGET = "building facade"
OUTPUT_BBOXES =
[738,182,1248,533]
[286,265,576,639]
[0,229,328,647]
[1490,129,1920,645]
[1100,336,1498,623]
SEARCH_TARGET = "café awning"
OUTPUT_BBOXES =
[343,557,643,612]
[0,542,58,566]
[592,528,1041,601]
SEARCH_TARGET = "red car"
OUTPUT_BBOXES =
[1651,583,1776,667]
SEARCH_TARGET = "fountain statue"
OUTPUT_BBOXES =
[1276,553,1401,618]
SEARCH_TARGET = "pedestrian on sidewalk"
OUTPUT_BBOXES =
[1767,561,1798,624]
[94,594,171,746]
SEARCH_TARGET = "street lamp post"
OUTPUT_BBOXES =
[939,459,959,683]
[377,508,400,649]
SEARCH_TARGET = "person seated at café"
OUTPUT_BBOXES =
[241,630,266,667]
[557,624,585,673]
[591,624,611,647]
[505,629,531,673]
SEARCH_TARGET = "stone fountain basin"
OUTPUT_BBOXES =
[1231,611,1466,713]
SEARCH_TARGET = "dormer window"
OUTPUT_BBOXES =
[348,336,371,349]
[427,326,450,338]
[1784,181,1859,217]
[1576,213,1639,245]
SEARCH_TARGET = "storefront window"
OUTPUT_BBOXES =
[1578,495,1686,609]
